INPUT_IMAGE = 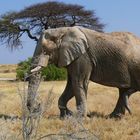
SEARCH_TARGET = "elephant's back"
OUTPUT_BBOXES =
[78,27,140,63]
[110,32,140,47]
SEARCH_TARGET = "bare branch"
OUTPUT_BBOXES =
[19,27,38,42]
[0,1,105,49]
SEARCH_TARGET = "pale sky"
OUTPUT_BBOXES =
[0,0,140,64]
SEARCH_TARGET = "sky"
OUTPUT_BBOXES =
[0,0,140,64]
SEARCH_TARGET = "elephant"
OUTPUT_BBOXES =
[28,26,140,119]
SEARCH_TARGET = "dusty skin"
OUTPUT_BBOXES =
[29,26,140,119]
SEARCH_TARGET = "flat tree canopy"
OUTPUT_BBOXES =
[0,1,105,49]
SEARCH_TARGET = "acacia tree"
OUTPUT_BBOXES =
[0,1,104,49]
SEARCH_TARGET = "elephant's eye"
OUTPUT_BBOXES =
[50,36,57,42]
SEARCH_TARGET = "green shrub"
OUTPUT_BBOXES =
[42,65,67,81]
[16,58,32,81]
[16,58,67,81]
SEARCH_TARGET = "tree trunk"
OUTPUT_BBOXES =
[27,71,42,111]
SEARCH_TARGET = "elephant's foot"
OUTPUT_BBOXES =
[107,112,124,119]
[108,90,133,119]
[76,104,87,118]
[107,102,126,119]
[66,108,73,116]
[59,108,73,119]
[108,104,132,119]
[108,102,132,119]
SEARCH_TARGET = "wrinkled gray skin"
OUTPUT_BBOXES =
[28,26,140,118]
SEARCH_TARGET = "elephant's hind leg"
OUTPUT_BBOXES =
[58,74,74,119]
[109,88,136,118]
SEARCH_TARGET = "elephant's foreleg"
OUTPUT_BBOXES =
[70,68,91,117]
[66,54,92,117]
[58,74,74,118]
[73,84,88,117]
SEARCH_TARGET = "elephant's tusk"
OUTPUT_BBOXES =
[31,55,49,73]
[31,66,42,73]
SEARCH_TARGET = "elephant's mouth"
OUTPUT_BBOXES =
[31,55,49,73]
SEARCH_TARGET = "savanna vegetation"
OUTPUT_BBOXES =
[0,1,140,140]
[0,75,140,139]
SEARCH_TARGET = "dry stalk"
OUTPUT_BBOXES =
[17,65,55,140]
[17,66,41,140]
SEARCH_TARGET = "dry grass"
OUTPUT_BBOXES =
[0,64,17,78]
[0,73,16,78]
[0,80,140,140]
[0,65,17,73]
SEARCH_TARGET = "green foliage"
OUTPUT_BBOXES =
[16,58,32,81]
[16,58,67,81]
[42,65,67,81]
[0,12,21,49]
[0,1,105,49]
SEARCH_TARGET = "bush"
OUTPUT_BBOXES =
[16,58,67,81]
[16,58,32,81]
[42,65,67,81]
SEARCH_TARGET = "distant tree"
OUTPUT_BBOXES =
[0,1,105,49]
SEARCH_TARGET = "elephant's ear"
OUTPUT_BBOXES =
[58,28,89,67]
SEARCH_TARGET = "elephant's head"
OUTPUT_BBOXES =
[27,26,89,111]
[30,26,89,72]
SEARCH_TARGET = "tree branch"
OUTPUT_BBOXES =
[19,27,38,42]
[70,15,76,26]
